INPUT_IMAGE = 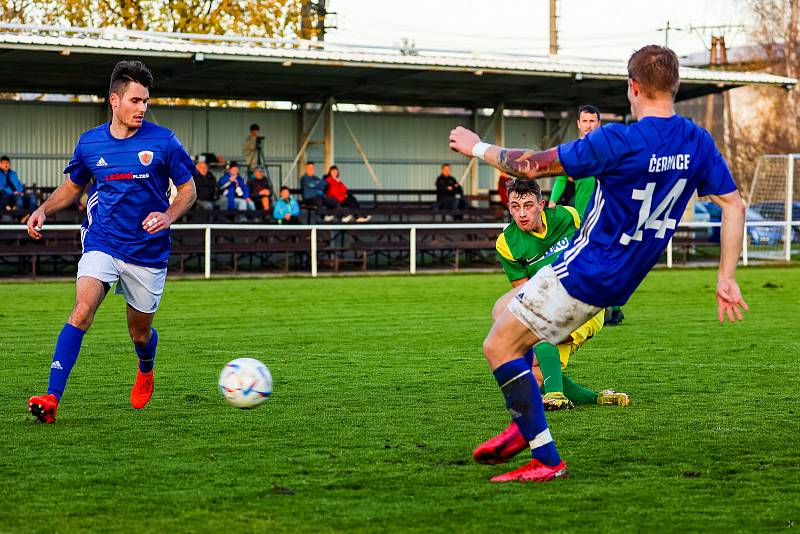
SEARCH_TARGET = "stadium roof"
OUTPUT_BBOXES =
[0,24,795,114]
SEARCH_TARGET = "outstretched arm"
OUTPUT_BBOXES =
[449,126,564,179]
[709,190,749,323]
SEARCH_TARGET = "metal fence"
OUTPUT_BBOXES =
[1,220,798,278]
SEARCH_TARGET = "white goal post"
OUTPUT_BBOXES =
[747,154,799,262]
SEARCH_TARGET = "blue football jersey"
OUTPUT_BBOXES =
[65,120,194,268]
[553,115,736,307]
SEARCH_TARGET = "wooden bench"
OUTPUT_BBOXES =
[0,229,82,276]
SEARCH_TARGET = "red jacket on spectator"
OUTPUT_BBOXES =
[325,176,348,203]
[498,173,513,205]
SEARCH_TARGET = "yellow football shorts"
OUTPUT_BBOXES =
[556,310,604,368]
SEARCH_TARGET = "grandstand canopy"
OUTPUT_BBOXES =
[0,24,795,114]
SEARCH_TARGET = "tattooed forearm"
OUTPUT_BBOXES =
[488,146,564,179]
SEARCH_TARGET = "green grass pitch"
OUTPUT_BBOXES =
[1,267,799,533]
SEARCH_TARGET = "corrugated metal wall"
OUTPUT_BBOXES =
[1,101,548,190]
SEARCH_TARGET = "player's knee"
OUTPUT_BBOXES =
[68,304,95,330]
[128,326,151,346]
[482,334,505,366]
[491,299,504,322]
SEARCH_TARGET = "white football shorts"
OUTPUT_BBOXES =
[77,250,167,313]
[508,264,602,345]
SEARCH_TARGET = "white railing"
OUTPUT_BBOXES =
[1,221,798,277]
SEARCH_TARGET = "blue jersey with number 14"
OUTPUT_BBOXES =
[552,115,736,307]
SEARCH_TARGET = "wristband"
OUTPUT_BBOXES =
[471,142,491,160]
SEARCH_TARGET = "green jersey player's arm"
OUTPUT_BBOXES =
[498,254,528,287]
[496,235,528,286]
[549,175,569,206]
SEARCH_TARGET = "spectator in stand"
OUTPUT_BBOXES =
[301,161,337,222]
[243,123,261,173]
[248,166,273,211]
[324,165,371,223]
[1,156,38,212]
[273,186,301,224]
[193,158,223,210]
[435,163,466,210]
[497,172,513,206]
[218,161,255,211]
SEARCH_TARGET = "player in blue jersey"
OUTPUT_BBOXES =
[26,61,197,423]
[449,45,749,482]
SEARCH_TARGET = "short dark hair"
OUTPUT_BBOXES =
[505,178,542,202]
[250,124,260,132]
[280,186,290,192]
[441,163,450,168]
[627,45,680,98]
[306,161,315,166]
[228,160,239,169]
[578,104,600,120]
[109,60,153,97]
[0,155,9,163]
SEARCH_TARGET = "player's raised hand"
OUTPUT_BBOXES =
[142,212,173,234]
[716,277,748,323]
[27,208,46,240]
[449,126,481,157]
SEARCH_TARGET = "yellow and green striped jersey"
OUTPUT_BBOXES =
[495,205,581,283]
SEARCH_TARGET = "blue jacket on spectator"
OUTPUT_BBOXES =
[273,196,300,221]
[218,173,250,210]
[0,168,24,195]
[300,173,325,201]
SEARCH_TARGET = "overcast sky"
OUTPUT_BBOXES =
[325,0,749,61]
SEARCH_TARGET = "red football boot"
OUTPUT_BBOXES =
[473,422,528,465]
[28,394,59,424]
[130,369,154,409]
[490,458,568,483]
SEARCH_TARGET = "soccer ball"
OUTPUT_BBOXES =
[218,358,273,409]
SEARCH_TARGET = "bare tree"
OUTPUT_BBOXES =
[726,0,799,196]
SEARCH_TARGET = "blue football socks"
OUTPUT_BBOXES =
[47,323,86,401]
[135,328,158,373]
[493,357,561,466]
[522,347,535,368]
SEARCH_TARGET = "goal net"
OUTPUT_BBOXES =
[745,154,800,261]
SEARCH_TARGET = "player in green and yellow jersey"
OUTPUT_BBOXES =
[548,104,624,325]
[473,177,629,464]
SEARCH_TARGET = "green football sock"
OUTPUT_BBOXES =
[534,343,563,393]
[563,375,599,405]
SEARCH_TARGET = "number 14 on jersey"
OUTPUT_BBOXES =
[619,179,687,245]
